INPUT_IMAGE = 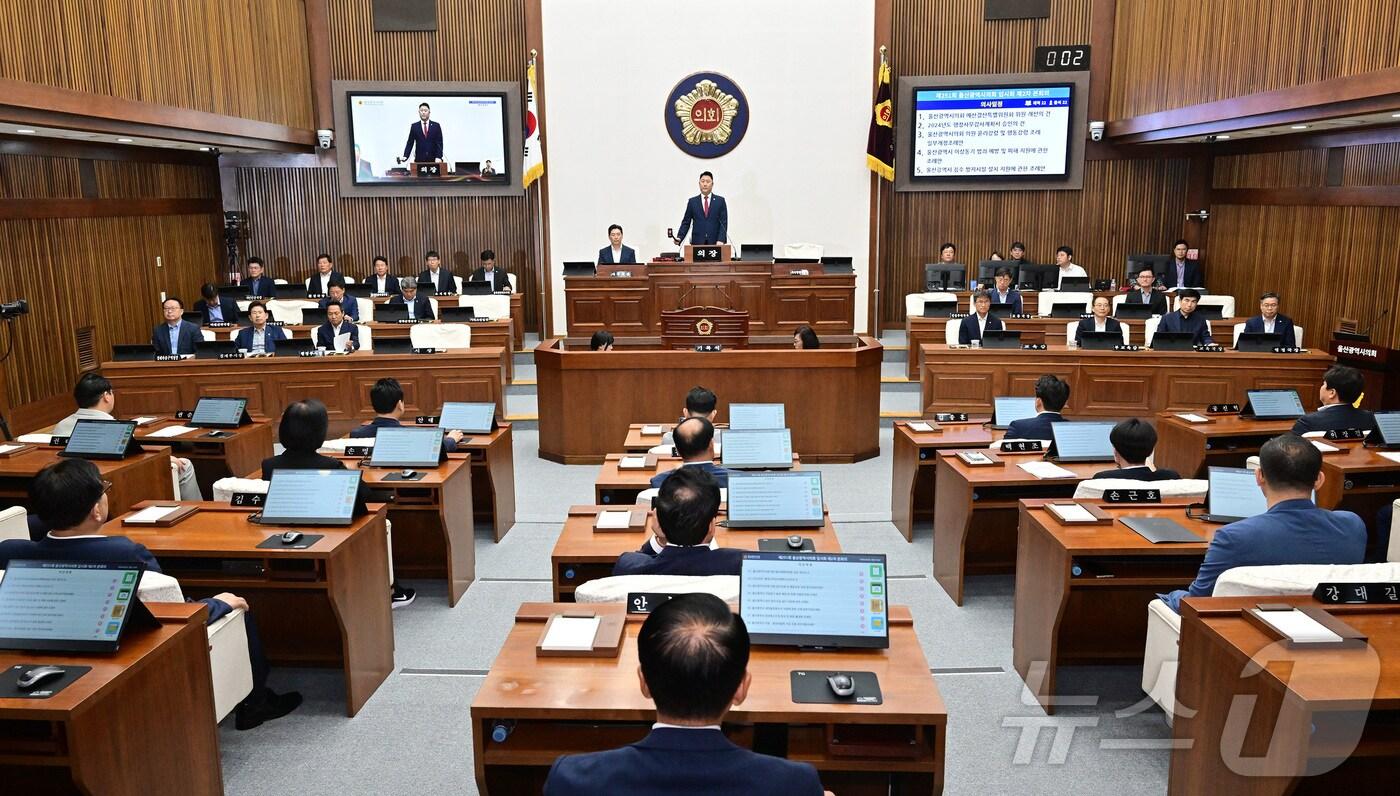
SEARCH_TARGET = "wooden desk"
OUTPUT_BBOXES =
[1170,596,1400,795]
[101,348,505,438]
[1317,442,1400,557]
[564,261,855,337]
[0,446,172,518]
[138,418,274,498]
[551,504,840,600]
[1012,500,1214,713]
[919,344,1331,419]
[594,453,802,505]
[621,421,731,453]
[110,502,394,716]
[0,602,221,795]
[933,451,1106,605]
[890,419,995,542]
[370,292,523,347]
[1154,413,1296,478]
[536,337,881,464]
[471,603,947,795]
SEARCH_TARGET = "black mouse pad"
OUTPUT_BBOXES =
[256,533,324,550]
[757,538,815,552]
[790,670,882,705]
[382,472,426,481]
[0,664,92,699]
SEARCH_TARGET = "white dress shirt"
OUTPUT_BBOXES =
[1056,264,1087,288]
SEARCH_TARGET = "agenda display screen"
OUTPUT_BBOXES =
[726,472,824,528]
[1245,389,1306,420]
[911,84,1072,179]
[0,561,144,652]
[1207,466,1269,521]
[436,402,495,433]
[728,403,786,430]
[369,426,444,468]
[61,420,136,460]
[720,429,794,469]
[191,397,247,428]
[1049,421,1117,462]
[261,470,361,525]
[739,553,889,648]
[992,396,1038,429]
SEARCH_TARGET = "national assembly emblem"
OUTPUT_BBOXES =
[695,318,715,336]
[665,72,749,158]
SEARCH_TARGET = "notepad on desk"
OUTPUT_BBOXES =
[595,510,633,529]
[1252,609,1342,644]
[125,505,183,524]
[1379,452,1400,464]
[641,424,664,435]
[1018,461,1077,479]
[147,425,198,438]
[908,421,935,433]
[1311,440,1340,453]
[1174,413,1210,424]
[1046,502,1098,523]
[540,616,601,652]
[132,416,159,426]
[618,455,648,470]
[17,433,51,444]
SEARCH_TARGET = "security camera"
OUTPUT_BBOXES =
[0,299,29,319]
[1186,209,1210,222]
[1088,121,1105,142]
[316,129,334,150]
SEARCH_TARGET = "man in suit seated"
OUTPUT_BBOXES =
[1074,295,1122,345]
[1093,418,1180,480]
[661,386,718,446]
[615,466,743,577]
[319,279,360,321]
[350,378,464,452]
[0,459,301,730]
[672,170,728,247]
[1161,238,1204,289]
[1292,365,1377,434]
[1241,292,1297,346]
[51,373,201,502]
[234,301,288,355]
[364,255,402,297]
[151,297,202,356]
[315,301,359,352]
[418,250,456,294]
[1123,266,1168,315]
[198,283,240,325]
[245,256,275,298]
[1155,288,1213,345]
[470,249,511,292]
[957,289,1004,345]
[307,253,344,295]
[599,223,637,264]
[544,592,826,796]
[1004,374,1070,441]
[651,417,730,489]
[1160,433,1366,612]
[388,278,435,320]
[988,266,1022,314]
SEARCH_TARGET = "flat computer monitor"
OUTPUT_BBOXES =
[261,469,362,525]
[194,339,238,359]
[820,256,853,274]
[991,396,1038,430]
[0,560,149,653]
[275,284,309,299]
[1235,332,1283,352]
[344,283,372,298]
[720,429,794,470]
[1128,254,1172,282]
[219,284,251,300]
[739,552,889,649]
[1201,465,1268,523]
[1367,411,1400,448]
[1079,330,1121,350]
[112,344,156,361]
[273,337,316,357]
[742,244,774,262]
[372,337,413,355]
[726,471,824,529]
[728,403,786,430]
[1018,263,1056,291]
[924,263,967,291]
[369,426,445,468]
[1243,389,1306,420]
[461,281,493,296]
[1195,304,1225,320]
[987,302,1016,318]
[438,306,476,322]
[1057,276,1093,292]
[1047,421,1117,462]
[977,260,1017,284]
[437,402,495,433]
[61,419,138,460]
[182,310,204,325]
[376,304,410,323]
[1114,302,1155,320]
[562,261,596,276]
[1048,300,1089,319]
[1149,331,1195,351]
[981,330,1021,349]
[300,308,329,327]
[922,301,954,318]
[190,397,250,429]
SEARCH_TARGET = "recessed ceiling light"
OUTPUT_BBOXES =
[116,137,134,143]
[1290,125,1308,130]
[1392,113,1400,118]
[1216,134,1230,140]
[16,128,36,134]
[198,146,211,151]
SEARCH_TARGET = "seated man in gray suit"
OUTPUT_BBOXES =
[150,297,201,355]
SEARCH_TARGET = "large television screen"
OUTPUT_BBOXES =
[910,84,1072,180]
[347,92,510,186]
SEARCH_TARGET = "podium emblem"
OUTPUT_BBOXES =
[695,318,715,336]
[666,72,749,158]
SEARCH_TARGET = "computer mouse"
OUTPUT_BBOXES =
[786,535,805,550]
[827,674,855,697]
[401,469,417,479]
[17,666,65,691]
[280,531,303,545]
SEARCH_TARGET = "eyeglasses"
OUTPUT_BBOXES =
[100,480,113,495]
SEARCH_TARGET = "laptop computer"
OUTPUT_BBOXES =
[1194,466,1269,523]
[728,403,786,430]
[60,419,141,460]
[194,340,238,359]
[112,343,156,361]
[1241,389,1306,420]
[190,397,251,429]
[437,402,496,433]
[1046,421,1117,462]
[1114,302,1155,320]
[981,330,1022,349]
[258,469,362,526]
[1078,330,1121,350]
[562,261,596,276]
[720,429,794,470]
[739,552,888,649]
[369,426,446,468]
[1365,411,1400,449]
[726,471,825,529]
[991,396,1038,430]
[1235,332,1283,352]
[0,560,156,653]
[1149,331,1195,351]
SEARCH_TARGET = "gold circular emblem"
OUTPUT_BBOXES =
[674,81,739,145]
[695,318,715,336]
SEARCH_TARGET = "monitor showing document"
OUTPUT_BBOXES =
[436,402,495,433]
[992,396,1038,429]
[726,471,824,528]
[0,560,145,653]
[261,469,361,525]
[728,403,786,430]
[190,397,248,429]
[739,552,889,648]
[61,419,137,460]
[720,429,794,469]
[369,426,444,468]
[1245,389,1306,419]
[1048,422,1116,462]
[1206,466,1269,522]
[1372,411,1400,447]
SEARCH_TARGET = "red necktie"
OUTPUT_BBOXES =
[422,122,428,136]
[703,196,710,217]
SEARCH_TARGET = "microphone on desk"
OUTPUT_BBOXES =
[1360,307,1391,336]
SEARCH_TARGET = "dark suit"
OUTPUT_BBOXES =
[1074,316,1122,345]
[613,544,745,577]
[417,268,456,294]
[1123,289,1168,315]
[1004,411,1064,442]
[261,450,371,516]
[957,312,1004,345]
[151,320,202,356]
[199,297,240,325]
[245,276,276,298]
[650,461,730,489]
[1291,404,1378,435]
[471,268,511,292]
[1161,499,1366,612]
[598,245,637,265]
[350,416,459,452]
[545,727,823,796]
[363,274,403,297]
[306,271,346,295]
[677,194,728,245]
[1161,258,1204,289]
[988,288,1023,314]
[387,293,435,320]
[1242,314,1298,347]
[319,295,360,321]
[315,320,359,351]
[1156,311,1213,344]
[402,120,444,162]
[1092,465,1182,481]
[234,324,288,353]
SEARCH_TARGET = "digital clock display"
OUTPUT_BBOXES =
[1034,45,1091,72]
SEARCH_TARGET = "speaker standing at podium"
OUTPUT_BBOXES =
[398,102,444,163]
[673,170,728,246]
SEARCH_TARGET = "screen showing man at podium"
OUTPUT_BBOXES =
[673,171,729,246]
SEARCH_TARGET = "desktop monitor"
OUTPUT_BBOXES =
[438,306,477,322]
[726,471,825,529]
[991,396,1038,430]
[112,344,156,361]
[275,284,309,299]
[261,469,362,525]
[461,281,493,296]
[0,560,149,653]
[1201,466,1269,523]
[372,337,413,355]
[1194,303,1225,321]
[61,419,138,460]
[1243,389,1306,420]
[300,308,330,327]
[1127,254,1172,282]
[720,429,794,470]
[376,304,410,323]
[1235,332,1283,352]
[344,283,371,298]
[1047,421,1117,462]
[977,261,1018,284]
[922,301,954,318]
[369,426,446,468]
[1048,300,1089,319]
[181,310,204,325]
[1367,411,1400,448]
[1078,330,1121,350]
[437,402,496,433]
[1114,302,1155,320]
[739,552,889,649]
[924,263,967,291]
[987,302,1016,318]
[190,397,250,429]
[742,244,774,262]
[562,261,596,276]
[1018,263,1056,291]
[194,339,238,360]
[1059,276,1092,292]
[1149,331,1194,351]
[980,330,1021,349]
[820,256,854,273]
[273,337,316,357]
[728,403,786,430]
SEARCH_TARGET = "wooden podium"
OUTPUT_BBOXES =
[1329,337,1400,409]
[659,306,750,349]
[683,244,731,263]
[411,161,445,177]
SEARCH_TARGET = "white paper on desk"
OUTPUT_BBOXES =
[125,505,182,524]
[1311,440,1340,453]
[909,421,935,433]
[1018,461,1077,479]
[641,424,664,435]
[541,616,602,651]
[619,455,648,469]
[0,443,23,454]
[334,332,351,353]
[596,510,632,529]
[17,434,51,444]
[1378,452,1400,464]
[132,416,159,426]
[147,425,198,438]
[1254,609,1342,644]
[1175,413,1210,424]
[1047,503,1097,523]
[1301,431,1327,439]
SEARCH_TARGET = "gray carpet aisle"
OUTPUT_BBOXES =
[218,427,1174,796]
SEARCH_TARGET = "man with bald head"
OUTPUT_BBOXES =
[650,416,729,489]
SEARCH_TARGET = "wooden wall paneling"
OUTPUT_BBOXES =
[0,154,82,199]
[1212,150,1328,189]
[328,0,525,81]
[892,0,1090,75]
[1341,142,1400,186]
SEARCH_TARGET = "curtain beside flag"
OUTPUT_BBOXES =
[866,56,894,181]
[524,56,545,189]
